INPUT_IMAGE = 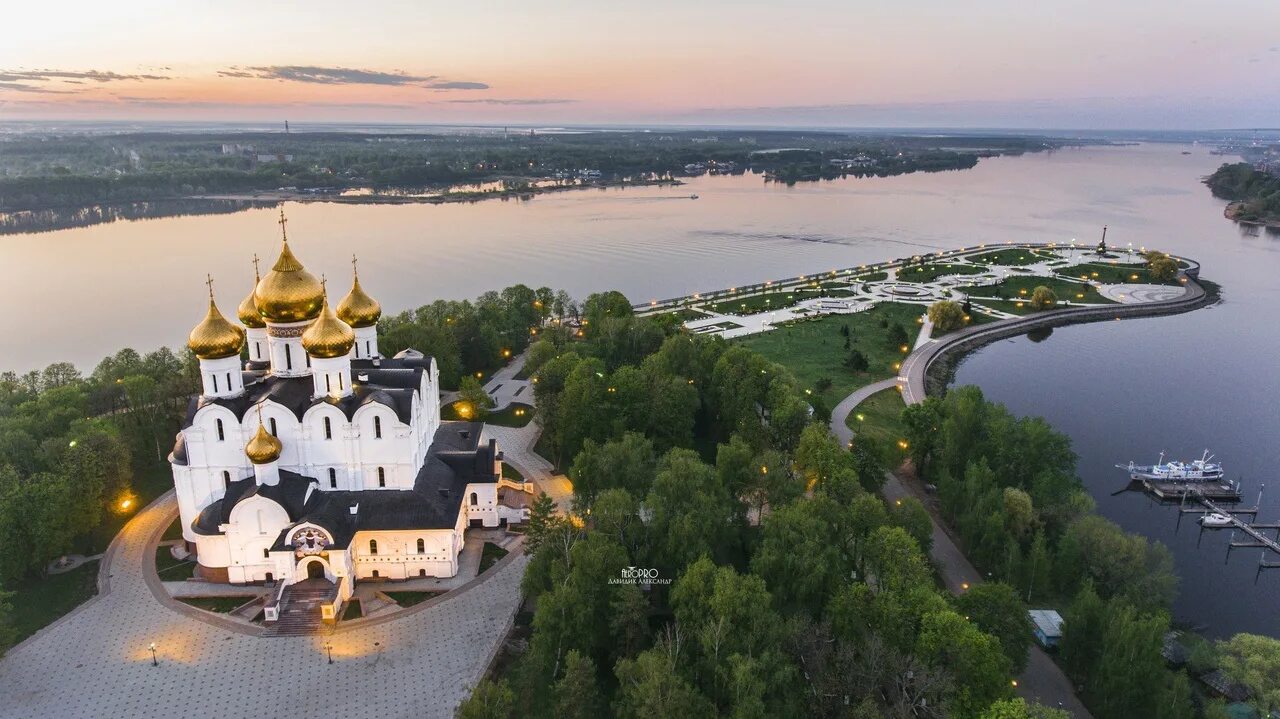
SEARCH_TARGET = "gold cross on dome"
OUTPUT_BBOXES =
[277,209,289,241]
[205,274,215,301]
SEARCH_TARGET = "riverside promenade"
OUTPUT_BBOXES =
[828,256,1212,718]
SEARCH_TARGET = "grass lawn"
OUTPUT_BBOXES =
[704,290,807,315]
[1056,262,1174,285]
[970,275,1113,308]
[178,596,247,613]
[7,560,99,644]
[155,547,197,580]
[383,590,444,607]
[342,599,362,620]
[968,248,1055,266]
[845,388,910,461]
[81,458,172,556]
[853,271,890,282]
[651,308,708,323]
[442,401,534,427]
[480,542,510,573]
[501,463,525,481]
[896,263,986,283]
[161,517,184,542]
[735,302,924,412]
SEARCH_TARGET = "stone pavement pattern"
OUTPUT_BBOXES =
[0,490,527,719]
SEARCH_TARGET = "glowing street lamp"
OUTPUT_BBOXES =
[148,642,158,666]
[324,640,334,664]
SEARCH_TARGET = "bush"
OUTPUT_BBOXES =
[927,300,966,332]
[1030,286,1057,311]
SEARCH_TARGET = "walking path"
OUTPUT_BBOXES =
[0,491,528,719]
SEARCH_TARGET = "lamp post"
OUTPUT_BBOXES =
[324,640,333,665]
[148,642,158,667]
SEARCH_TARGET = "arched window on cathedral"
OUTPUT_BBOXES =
[216,418,225,441]
[212,374,219,392]
[323,416,332,440]
[369,539,378,555]
[284,344,292,370]
[416,538,425,554]
[377,467,386,488]
[470,492,478,506]
[328,468,337,488]
[374,416,382,439]
[222,470,230,488]
[269,417,278,437]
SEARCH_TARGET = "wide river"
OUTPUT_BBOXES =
[2,143,1276,636]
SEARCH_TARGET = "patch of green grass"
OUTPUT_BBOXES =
[968,248,1053,266]
[845,388,910,457]
[853,271,889,282]
[155,547,197,580]
[7,560,99,644]
[480,542,510,573]
[1056,262,1174,285]
[971,275,1112,309]
[161,517,184,542]
[341,599,362,620]
[704,290,806,316]
[383,590,444,607]
[735,302,924,412]
[653,308,707,322]
[442,401,534,427]
[501,463,524,481]
[896,263,986,283]
[178,596,247,613]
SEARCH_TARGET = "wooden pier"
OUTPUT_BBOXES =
[1137,478,1242,502]
[1177,487,1280,578]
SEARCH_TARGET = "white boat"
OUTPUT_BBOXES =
[1118,450,1224,482]
[1198,512,1234,528]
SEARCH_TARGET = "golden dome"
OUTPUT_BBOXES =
[245,421,282,465]
[237,256,266,329]
[253,213,324,323]
[188,280,245,360]
[302,291,355,359]
[336,257,381,328]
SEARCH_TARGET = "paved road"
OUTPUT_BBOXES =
[484,422,574,513]
[830,383,1093,718]
[0,489,528,719]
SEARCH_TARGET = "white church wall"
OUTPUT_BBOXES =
[351,528,461,579]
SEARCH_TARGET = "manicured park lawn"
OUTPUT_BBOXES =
[735,302,925,411]
[442,401,534,427]
[845,388,911,462]
[501,463,525,481]
[969,275,1113,307]
[1056,262,1174,285]
[967,248,1055,266]
[342,599,362,620]
[896,263,985,283]
[178,596,247,613]
[479,542,510,573]
[7,560,99,644]
[704,289,806,315]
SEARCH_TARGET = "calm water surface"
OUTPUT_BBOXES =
[2,143,1276,635]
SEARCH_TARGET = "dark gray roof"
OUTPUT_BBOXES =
[182,363,426,429]
[192,470,317,535]
[188,421,498,548]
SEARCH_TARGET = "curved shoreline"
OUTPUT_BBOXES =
[898,271,1211,406]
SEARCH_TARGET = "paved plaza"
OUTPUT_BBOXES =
[0,488,527,719]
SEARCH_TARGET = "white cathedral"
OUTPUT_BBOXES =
[173,214,532,622]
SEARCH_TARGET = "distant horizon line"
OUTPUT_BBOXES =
[2,118,1279,136]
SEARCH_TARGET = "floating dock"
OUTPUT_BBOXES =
[1133,478,1243,502]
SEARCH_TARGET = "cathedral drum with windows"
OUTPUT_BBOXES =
[170,218,534,612]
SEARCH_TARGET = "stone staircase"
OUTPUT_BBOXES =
[264,579,336,637]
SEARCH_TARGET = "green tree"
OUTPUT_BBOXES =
[569,433,656,510]
[845,349,869,372]
[614,641,715,719]
[979,698,1068,719]
[525,492,559,554]
[1217,633,1280,715]
[554,650,604,719]
[1145,252,1179,282]
[915,609,1012,718]
[457,375,493,420]
[928,300,966,332]
[890,496,933,554]
[1030,285,1057,311]
[751,499,847,615]
[456,678,515,719]
[954,582,1033,673]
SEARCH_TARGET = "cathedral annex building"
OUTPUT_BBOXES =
[173,213,532,622]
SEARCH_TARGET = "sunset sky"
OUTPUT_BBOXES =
[2,0,1277,128]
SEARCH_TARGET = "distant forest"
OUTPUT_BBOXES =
[1205,162,1280,225]
[0,130,1067,229]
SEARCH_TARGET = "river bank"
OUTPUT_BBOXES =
[1224,201,1280,229]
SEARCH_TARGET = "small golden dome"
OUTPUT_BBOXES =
[302,291,355,359]
[188,280,245,360]
[254,213,324,323]
[336,257,381,328]
[237,255,266,329]
[245,421,282,465]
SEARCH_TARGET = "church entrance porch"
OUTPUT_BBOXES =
[306,560,326,580]
[264,578,337,637]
